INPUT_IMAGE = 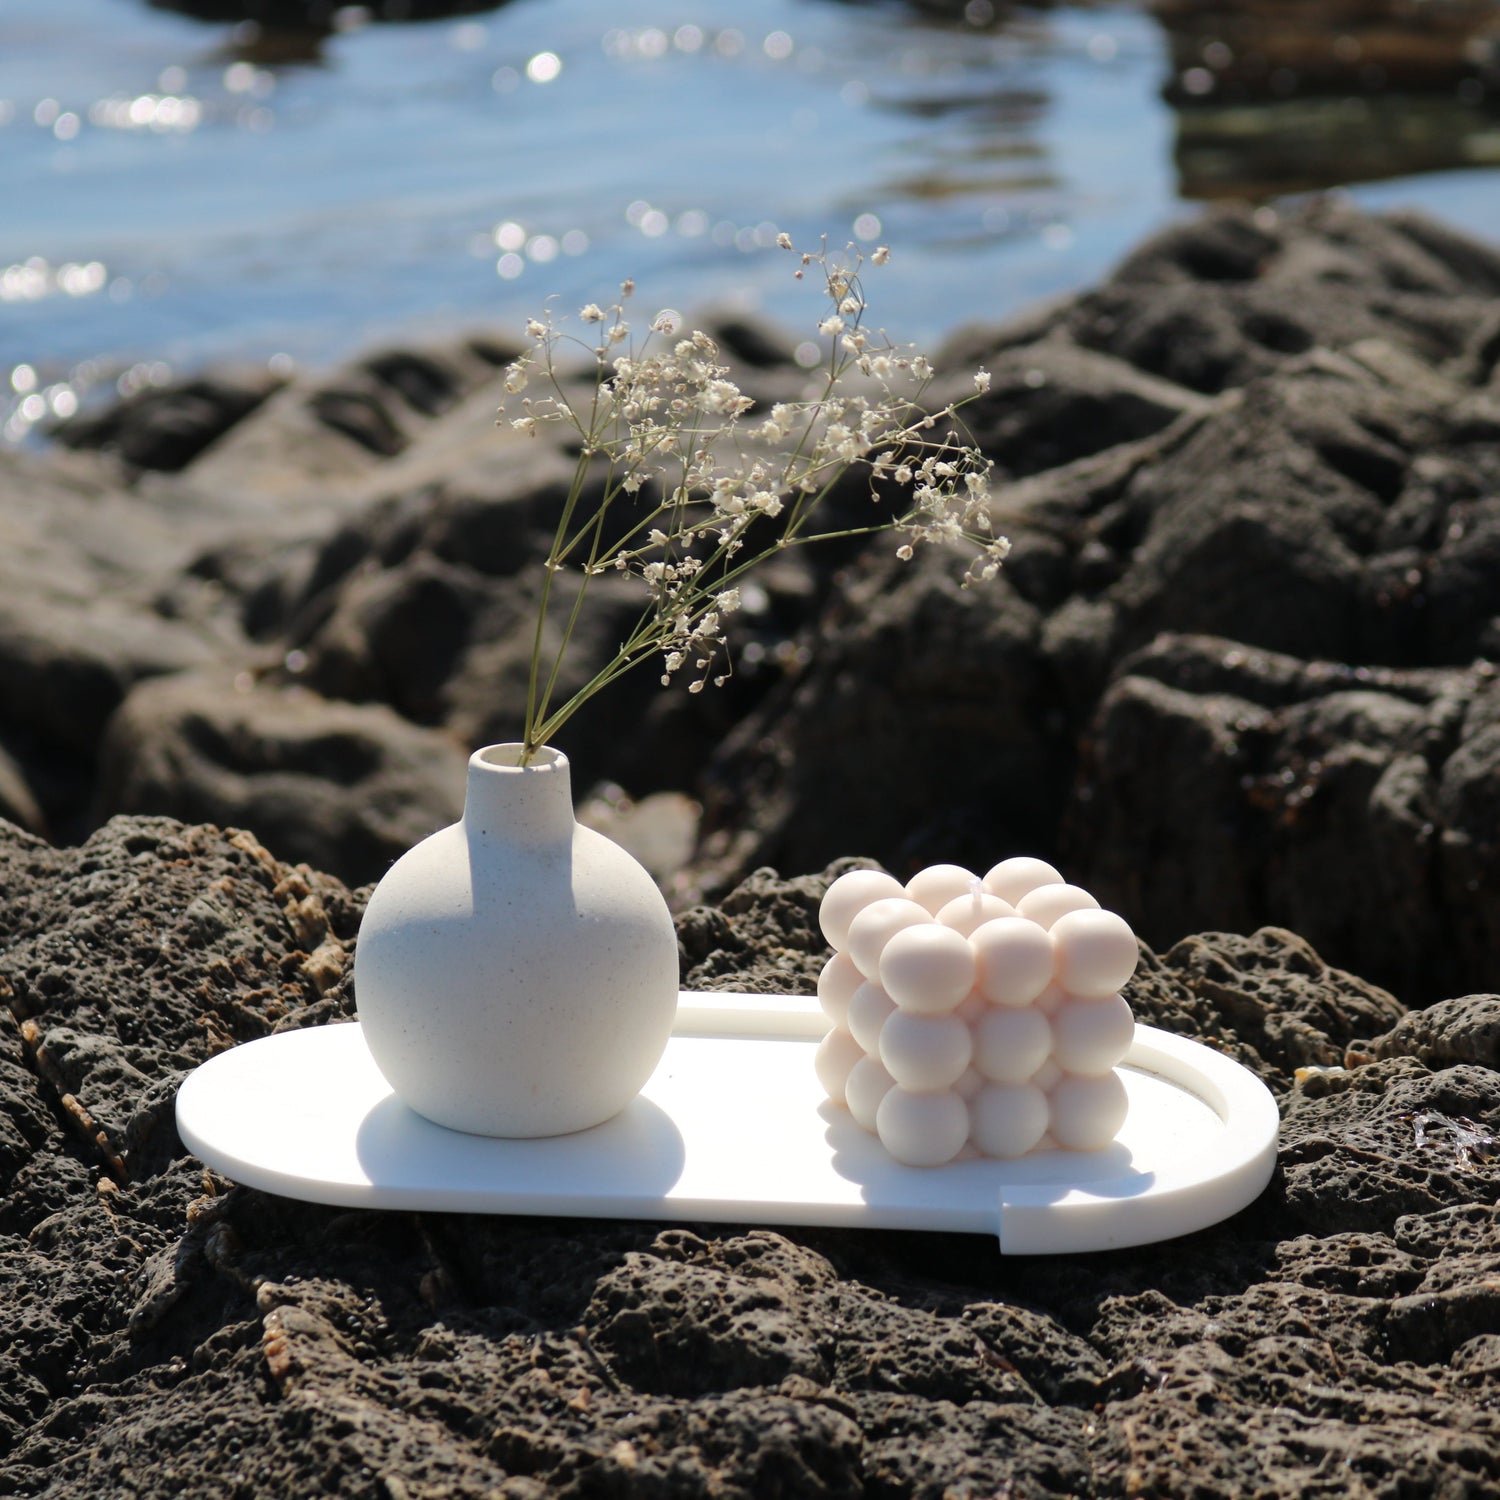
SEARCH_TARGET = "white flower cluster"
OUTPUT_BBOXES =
[815,858,1139,1167]
[494,245,1008,739]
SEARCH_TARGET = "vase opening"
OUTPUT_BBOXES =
[475,743,566,774]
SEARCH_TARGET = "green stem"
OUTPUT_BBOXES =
[533,457,629,737]
[523,443,594,762]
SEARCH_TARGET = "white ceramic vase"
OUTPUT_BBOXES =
[354,743,680,1137]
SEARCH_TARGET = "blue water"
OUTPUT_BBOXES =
[3,0,1498,439]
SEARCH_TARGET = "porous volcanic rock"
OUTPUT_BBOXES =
[1347,991,1500,1070]
[2,829,1499,1498]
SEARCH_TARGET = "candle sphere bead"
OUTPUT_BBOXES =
[974,1005,1053,1085]
[817,951,864,1027]
[954,989,990,1026]
[846,897,933,980]
[876,1086,970,1166]
[1049,1070,1129,1151]
[1032,981,1069,1015]
[818,868,906,950]
[846,980,897,1055]
[845,1054,896,1133]
[814,1027,864,1104]
[1051,908,1140,999]
[905,863,981,915]
[983,856,1063,905]
[879,1008,974,1090]
[1050,992,1136,1076]
[936,890,1016,936]
[971,1081,1049,1159]
[971,917,1056,1007]
[1030,1058,1062,1094]
[1016,882,1100,930]
[953,1065,984,1100]
[879,921,976,1013]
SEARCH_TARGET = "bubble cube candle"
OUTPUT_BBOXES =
[815,859,1139,1167]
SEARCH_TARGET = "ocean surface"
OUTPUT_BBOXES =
[4,0,1500,439]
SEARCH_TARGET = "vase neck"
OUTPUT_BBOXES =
[462,744,574,848]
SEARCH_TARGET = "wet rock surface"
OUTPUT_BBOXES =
[1,826,1499,1498]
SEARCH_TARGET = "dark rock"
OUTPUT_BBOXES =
[691,206,1500,1003]
[1063,201,1500,392]
[1068,633,1476,996]
[1279,1058,1500,1233]
[951,338,1212,479]
[293,550,489,725]
[678,860,872,993]
[148,0,507,29]
[5,197,1500,1496]
[274,462,820,797]
[51,369,284,472]
[0,336,526,852]
[10,202,1500,1012]
[1155,0,1500,102]
[0,747,45,838]
[181,337,504,497]
[0,592,220,761]
[576,787,699,891]
[585,1230,839,1396]
[708,313,797,370]
[2,836,1499,1498]
[694,543,1059,890]
[1066,635,1497,1004]
[1124,925,1405,1092]
[93,671,467,887]
[1349,993,1500,1070]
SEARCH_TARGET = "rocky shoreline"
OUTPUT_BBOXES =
[2,202,1500,1495]
[7,201,1500,999]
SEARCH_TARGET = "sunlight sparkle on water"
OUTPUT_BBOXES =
[90,95,202,133]
[525,52,563,84]
[1,258,108,303]
[15,0,1498,456]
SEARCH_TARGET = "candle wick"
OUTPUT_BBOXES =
[968,876,983,905]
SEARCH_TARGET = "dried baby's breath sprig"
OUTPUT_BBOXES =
[497,240,1007,764]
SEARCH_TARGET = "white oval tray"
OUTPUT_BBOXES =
[176,992,1278,1255]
